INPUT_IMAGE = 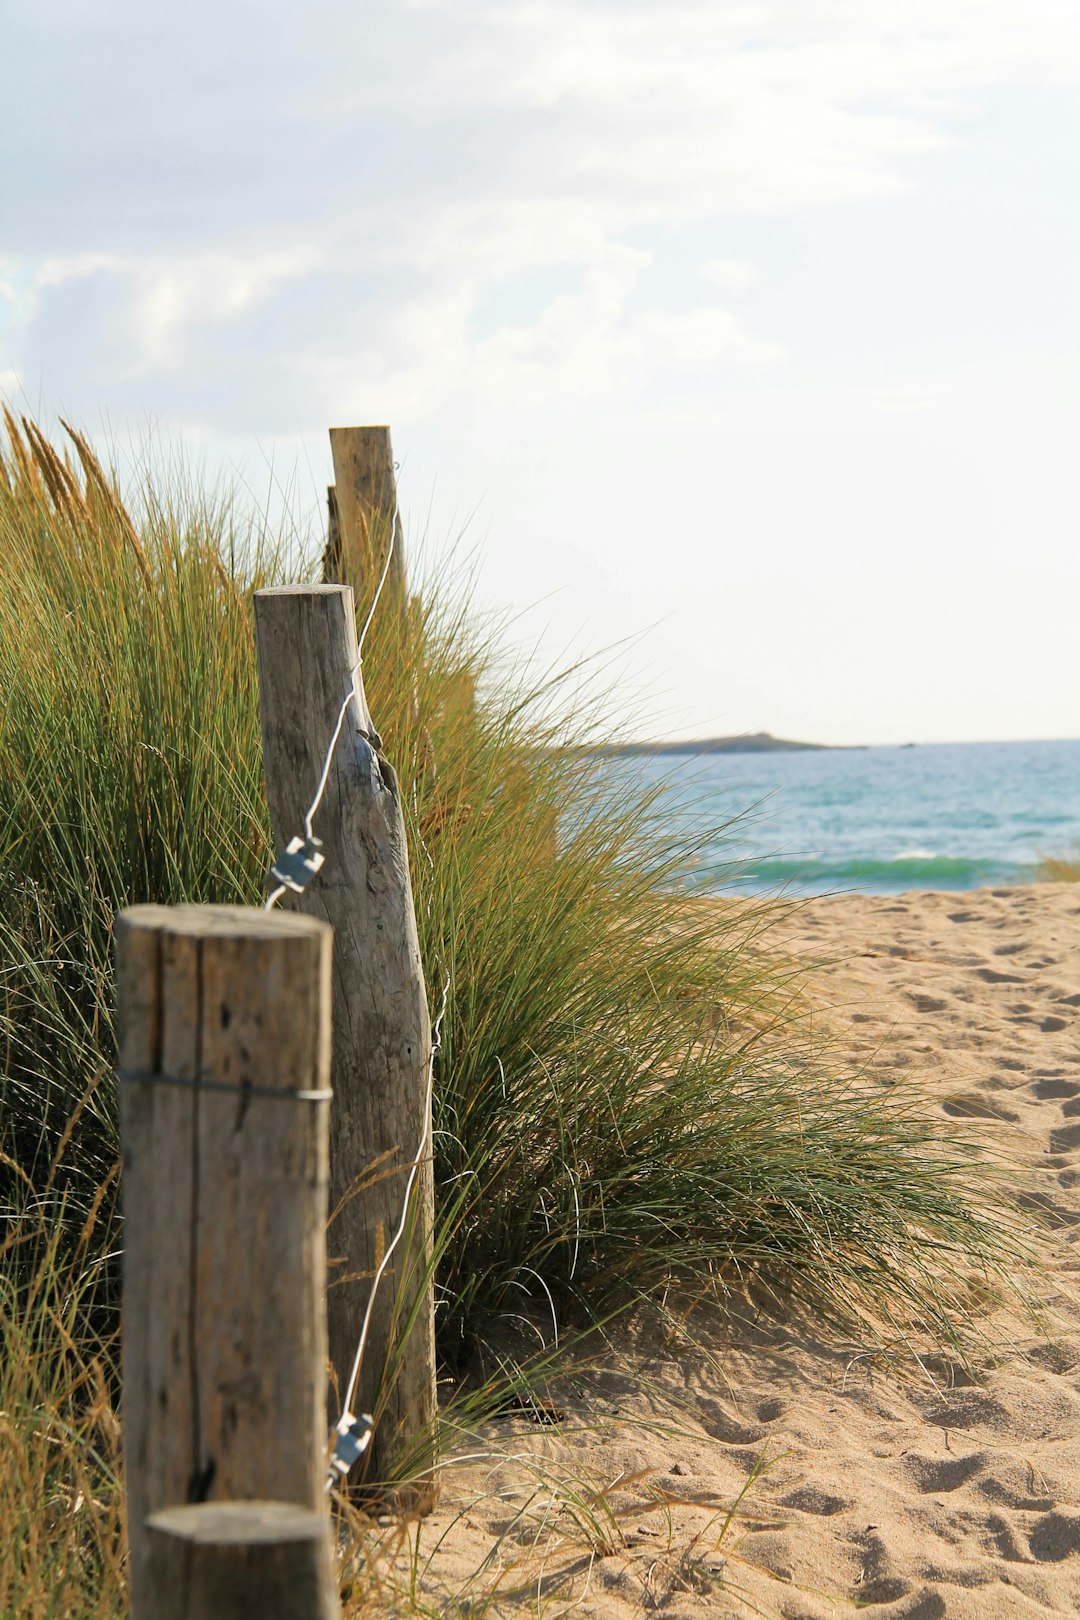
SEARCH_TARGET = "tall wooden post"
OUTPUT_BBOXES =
[115,905,336,1619]
[324,426,407,609]
[253,585,437,1500]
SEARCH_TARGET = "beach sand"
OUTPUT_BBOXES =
[385,884,1080,1618]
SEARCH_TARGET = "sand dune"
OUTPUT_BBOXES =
[391,885,1080,1618]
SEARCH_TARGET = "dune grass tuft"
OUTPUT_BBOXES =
[0,411,1033,1349]
[1038,852,1080,882]
[0,1168,125,1620]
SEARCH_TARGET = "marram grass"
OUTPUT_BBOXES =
[1038,851,1080,882]
[0,410,1033,1348]
[0,414,1039,1610]
[0,1177,125,1620]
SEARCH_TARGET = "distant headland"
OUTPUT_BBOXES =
[598,731,858,758]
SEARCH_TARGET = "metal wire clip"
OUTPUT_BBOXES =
[327,1410,375,1486]
[268,834,325,894]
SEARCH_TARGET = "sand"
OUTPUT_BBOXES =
[380,884,1080,1618]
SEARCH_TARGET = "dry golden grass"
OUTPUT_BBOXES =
[1038,852,1080,882]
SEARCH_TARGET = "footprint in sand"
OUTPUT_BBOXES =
[1028,1510,1080,1562]
[1048,1121,1080,1153]
[1015,1190,1080,1229]
[889,1595,947,1620]
[941,1090,1020,1121]
[851,1531,911,1607]
[779,1482,849,1516]
[923,1388,1012,1433]
[1022,1341,1078,1376]
[1032,1078,1080,1099]
[901,1450,985,1494]
[974,1456,1056,1511]
[694,1397,769,1445]
[989,1509,1035,1563]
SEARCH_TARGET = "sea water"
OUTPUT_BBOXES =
[607,738,1080,896]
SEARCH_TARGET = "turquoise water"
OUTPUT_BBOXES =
[611,739,1080,896]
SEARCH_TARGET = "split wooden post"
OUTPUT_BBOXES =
[115,905,336,1620]
[253,585,437,1499]
[323,426,407,607]
[143,1502,338,1620]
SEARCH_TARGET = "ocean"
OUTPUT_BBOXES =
[608,738,1080,896]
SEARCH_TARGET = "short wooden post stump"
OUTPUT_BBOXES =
[116,905,335,1614]
[143,1501,338,1620]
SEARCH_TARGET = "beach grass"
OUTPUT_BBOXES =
[1038,852,1080,881]
[0,1166,126,1619]
[0,414,1039,1609]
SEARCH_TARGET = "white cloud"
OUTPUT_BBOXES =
[313,1,1080,215]
[13,245,322,379]
[465,287,776,409]
[122,248,322,371]
[636,307,782,369]
[294,242,779,422]
[702,259,756,293]
[10,0,1080,423]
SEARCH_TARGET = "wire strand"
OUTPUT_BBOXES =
[339,969,450,1424]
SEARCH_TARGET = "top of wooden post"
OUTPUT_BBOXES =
[118,904,330,943]
[325,426,406,604]
[256,584,354,599]
[146,1500,330,1546]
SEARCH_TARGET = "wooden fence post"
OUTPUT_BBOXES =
[324,426,407,608]
[115,905,337,1620]
[253,585,437,1501]
[143,1502,338,1620]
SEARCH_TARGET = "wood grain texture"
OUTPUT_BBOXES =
[253,585,437,1499]
[326,426,406,608]
[116,905,333,1617]
[143,1501,338,1620]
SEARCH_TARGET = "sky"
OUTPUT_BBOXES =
[3,0,1079,746]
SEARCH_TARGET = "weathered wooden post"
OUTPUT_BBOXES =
[116,905,338,1620]
[253,585,437,1500]
[325,422,434,768]
[323,426,407,608]
[143,1503,338,1620]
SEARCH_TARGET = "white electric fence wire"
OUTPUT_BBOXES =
[265,525,398,911]
[338,970,449,1426]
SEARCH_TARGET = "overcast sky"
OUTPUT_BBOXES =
[4,1,1079,744]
